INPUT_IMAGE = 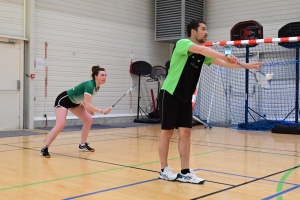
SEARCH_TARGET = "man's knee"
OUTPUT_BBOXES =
[161,130,174,139]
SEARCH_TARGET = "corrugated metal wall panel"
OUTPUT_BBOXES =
[205,0,300,41]
[34,0,170,120]
[184,0,204,38]
[155,0,205,43]
[0,0,24,37]
[155,0,182,42]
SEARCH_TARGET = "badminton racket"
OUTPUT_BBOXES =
[193,115,212,129]
[227,55,273,90]
[111,84,136,108]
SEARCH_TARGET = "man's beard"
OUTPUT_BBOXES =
[196,37,206,44]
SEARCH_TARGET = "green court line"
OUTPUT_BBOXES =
[233,147,300,200]
[0,166,126,191]
[0,148,229,191]
[276,164,300,200]
[2,140,299,192]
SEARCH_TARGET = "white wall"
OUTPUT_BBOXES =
[0,0,26,131]
[33,0,170,122]
[2,0,298,128]
[205,0,300,42]
[0,0,24,37]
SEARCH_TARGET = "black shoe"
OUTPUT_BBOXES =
[79,143,95,152]
[40,147,50,158]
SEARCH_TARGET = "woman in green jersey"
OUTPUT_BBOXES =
[40,66,111,158]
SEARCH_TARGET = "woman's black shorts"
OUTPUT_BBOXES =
[54,91,80,109]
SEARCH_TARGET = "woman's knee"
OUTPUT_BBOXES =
[82,115,93,125]
[55,121,66,131]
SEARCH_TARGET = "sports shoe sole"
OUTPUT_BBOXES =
[178,179,205,184]
[158,174,178,181]
[78,148,95,152]
[40,152,50,158]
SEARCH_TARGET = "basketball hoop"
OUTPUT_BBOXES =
[156,74,166,90]
[147,65,167,82]
[230,20,263,48]
[146,65,167,93]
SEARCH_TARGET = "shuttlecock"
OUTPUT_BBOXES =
[266,73,274,80]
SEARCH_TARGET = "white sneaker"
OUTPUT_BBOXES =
[178,169,205,184]
[158,166,178,181]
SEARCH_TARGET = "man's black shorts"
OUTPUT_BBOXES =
[158,90,192,130]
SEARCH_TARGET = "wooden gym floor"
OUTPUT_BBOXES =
[0,125,299,199]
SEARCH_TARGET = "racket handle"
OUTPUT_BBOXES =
[227,54,256,75]
[226,54,239,64]
[104,107,113,115]
[227,54,247,69]
[225,54,232,59]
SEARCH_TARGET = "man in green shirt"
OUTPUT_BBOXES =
[158,19,263,184]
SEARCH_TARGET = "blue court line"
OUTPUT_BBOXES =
[62,168,298,199]
[62,178,158,200]
[194,168,298,186]
[262,185,300,200]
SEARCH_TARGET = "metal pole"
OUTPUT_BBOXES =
[295,47,299,123]
[136,75,141,119]
[245,46,250,124]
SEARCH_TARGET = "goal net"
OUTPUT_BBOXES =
[193,37,300,130]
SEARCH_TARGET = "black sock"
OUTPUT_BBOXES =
[43,146,48,149]
[161,168,164,172]
[181,169,190,174]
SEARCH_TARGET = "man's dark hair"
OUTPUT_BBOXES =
[187,19,206,37]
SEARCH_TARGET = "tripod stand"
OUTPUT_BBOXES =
[131,61,160,124]
[146,65,167,119]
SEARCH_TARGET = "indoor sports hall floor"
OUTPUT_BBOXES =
[0,125,300,199]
